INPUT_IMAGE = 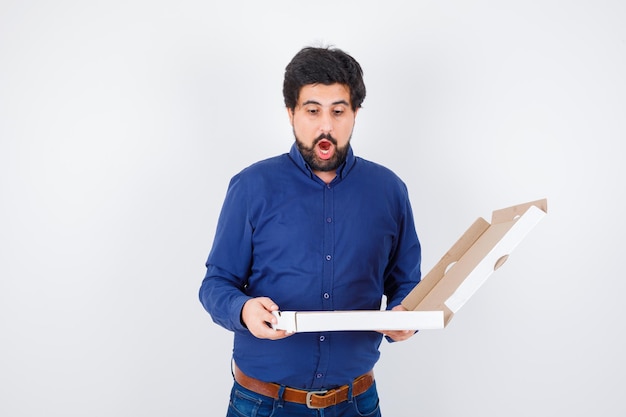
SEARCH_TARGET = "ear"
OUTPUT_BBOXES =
[286,107,294,126]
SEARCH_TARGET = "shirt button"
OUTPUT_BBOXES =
[316,373,323,378]
[326,217,332,223]
[323,293,330,299]
[325,255,332,261]
[319,335,325,342]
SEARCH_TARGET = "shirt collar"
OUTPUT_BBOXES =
[288,142,356,182]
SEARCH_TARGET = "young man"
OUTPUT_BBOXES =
[199,46,421,417]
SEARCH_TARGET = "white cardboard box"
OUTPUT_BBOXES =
[272,199,547,333]
[272,310,445,333]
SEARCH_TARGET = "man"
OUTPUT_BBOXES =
[199,46,421,417]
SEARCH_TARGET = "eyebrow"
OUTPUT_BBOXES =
[301,99,350,107]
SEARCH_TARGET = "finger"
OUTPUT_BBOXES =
[267,329,293,340]
[377,329,413,341]
[253,322,292,340]
[258,297,279,312]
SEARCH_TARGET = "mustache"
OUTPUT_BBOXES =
[314,133,337,146]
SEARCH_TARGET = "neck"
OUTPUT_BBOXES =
[314,170,336,184]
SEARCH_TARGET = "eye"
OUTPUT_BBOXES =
[333,108,345,116]
[307,108,319,115]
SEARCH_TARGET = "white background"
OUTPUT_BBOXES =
[1,1,624,416]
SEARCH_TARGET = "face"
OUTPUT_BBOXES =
[288,83,358,175]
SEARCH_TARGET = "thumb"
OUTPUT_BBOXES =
[258,296,279,312]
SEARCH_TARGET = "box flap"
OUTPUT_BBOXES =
[402,198,547,326]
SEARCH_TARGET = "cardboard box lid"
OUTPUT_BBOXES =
[401,198,547,327]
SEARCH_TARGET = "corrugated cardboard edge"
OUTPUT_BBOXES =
[492,198,548,224]
[401,198,548,326]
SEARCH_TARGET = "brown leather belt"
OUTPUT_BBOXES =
[233,362,375,409]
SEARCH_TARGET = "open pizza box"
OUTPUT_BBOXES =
[272,198,548,333]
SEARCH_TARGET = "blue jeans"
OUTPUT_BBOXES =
[225,380,382,417]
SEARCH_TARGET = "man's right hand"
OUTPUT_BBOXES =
[241,297,293,340]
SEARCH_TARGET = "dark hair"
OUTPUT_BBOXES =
[283,46,366,111]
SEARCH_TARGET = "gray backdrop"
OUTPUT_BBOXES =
[1,1,624,416]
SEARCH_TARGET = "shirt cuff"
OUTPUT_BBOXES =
[230,295,253,332]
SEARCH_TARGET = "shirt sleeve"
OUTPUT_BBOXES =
[199,173,253,333]
[383,187,422,310]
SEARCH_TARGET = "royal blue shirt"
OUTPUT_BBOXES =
[199,143,421,389]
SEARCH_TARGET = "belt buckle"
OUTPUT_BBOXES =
[305,390,329,409]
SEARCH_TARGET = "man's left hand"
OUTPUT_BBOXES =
[376,304,417,342]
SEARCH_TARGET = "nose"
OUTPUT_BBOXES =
[319,109,333,134]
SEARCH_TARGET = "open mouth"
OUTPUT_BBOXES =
[318,140,331,154]
[316,139,334,160]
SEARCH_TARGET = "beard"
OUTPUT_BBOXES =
[295,132,350,173]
